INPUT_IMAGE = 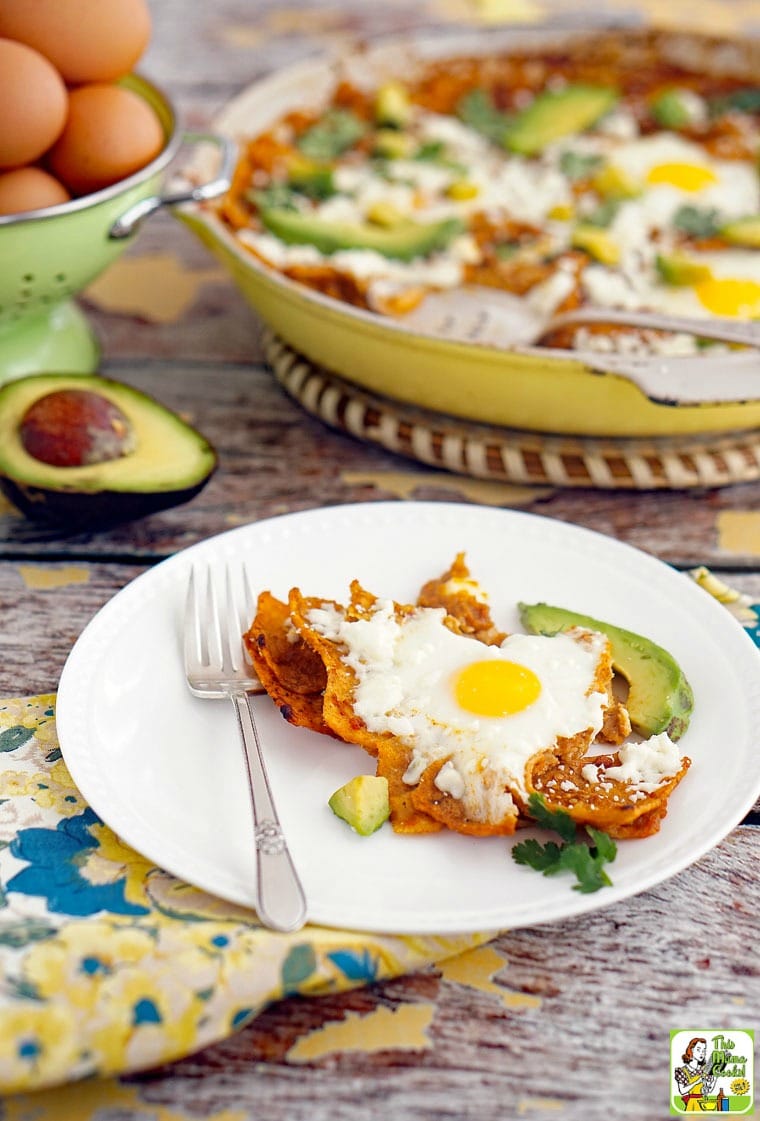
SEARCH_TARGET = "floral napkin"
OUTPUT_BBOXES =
[0,695,487,1096]
[0,569,756,1097]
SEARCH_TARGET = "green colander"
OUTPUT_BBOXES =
[0,74,235,384]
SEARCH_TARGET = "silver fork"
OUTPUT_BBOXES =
[184,562,307,932]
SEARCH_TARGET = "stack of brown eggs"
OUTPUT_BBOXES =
[0,0,163,215]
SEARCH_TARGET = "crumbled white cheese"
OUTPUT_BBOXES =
[581,763,599,785]
[603,732,682,793]
[434,760,466,799]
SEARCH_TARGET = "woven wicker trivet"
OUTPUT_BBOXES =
[264,331,760,490]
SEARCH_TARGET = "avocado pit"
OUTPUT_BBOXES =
[20,389,137,468]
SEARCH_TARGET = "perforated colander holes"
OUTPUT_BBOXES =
[7,271,70,319]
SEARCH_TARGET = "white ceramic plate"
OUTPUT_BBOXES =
[57,502,760,934]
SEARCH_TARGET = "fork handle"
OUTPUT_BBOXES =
[230,691,308,932]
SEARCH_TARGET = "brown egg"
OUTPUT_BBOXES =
[0,167,71,215]
[0,0,151,84]
[0,39,68,169]
[47,83,164,196]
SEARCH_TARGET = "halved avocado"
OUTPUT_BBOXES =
[259,207,464,261]
[0,373,217,528]
[518,602,694,740]
[505,84,619,156]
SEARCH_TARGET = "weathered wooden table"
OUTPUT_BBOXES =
[1,2,758,1118]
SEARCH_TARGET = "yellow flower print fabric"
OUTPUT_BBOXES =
[0,696,489,1094]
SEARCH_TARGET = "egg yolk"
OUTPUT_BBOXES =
[695,276,760,318]
[645,162,718,192]
[453,659,541,717]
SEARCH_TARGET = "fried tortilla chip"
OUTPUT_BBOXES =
[417,552,506,645]
[249,554,687,843]
[410,758,520,836]
[528,749,691,839]
[288,586,384,758]
[244,591,333,736]
[374,741,442,834]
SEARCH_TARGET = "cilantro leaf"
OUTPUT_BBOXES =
[556,842,613,894]
[559,151,604,181]
[525,792,577,842]
[297,110,367,161]
[414,140,446,161]
[512,837,564,871]
[672,205,721,239]
[246,184,299,212]
[709,88,760,117]
[585,198,621,228]
[512,794,616,893]
[587,825,617,864]
[457,89,512,144]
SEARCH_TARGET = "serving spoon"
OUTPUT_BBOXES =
[396,287,760,406]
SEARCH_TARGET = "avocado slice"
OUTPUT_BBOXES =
[571,225,621,265]
[720,215,760,249]
[517,602,694,740]
[259,207,465,262]
[505,84,619,156]
[0,373,217,528]
[655,252,712,286]
[329,774,390,835]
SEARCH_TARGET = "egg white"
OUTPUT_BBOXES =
[306,601,609,813]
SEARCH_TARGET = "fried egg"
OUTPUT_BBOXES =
[306,600,610,813]
[603,133,759,224]
[582,247,760,323]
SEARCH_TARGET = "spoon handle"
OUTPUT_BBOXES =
[547,307,760,349]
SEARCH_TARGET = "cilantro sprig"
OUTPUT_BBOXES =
[456,88,513,145]
[297,109,367,161]
[512,793,617,894]
[672,204,722,239]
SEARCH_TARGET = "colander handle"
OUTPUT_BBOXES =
[109,131,237,240]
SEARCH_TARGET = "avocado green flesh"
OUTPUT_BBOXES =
[655,253,711,286]
[505,84,619,155]
[328,775,390,836]
[0,373,217,526]
[517,602,694,740]
[720,216,760,249]
[259,207,464,261]
[650,89,693,129]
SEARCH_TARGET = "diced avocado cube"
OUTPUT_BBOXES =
[592,163,641,200]
[286,156,336,199]
[365,201,406,227]
[655,253,712,286]
[720,215,760,249]
[329,775,390,835]
[374,82,412,129]
[505,84,619,156]
[446,179,479,200]
[259,207,465,261]
[372,129,415,159]
[571,224,621,265]
[518,602,694,740]
[650,88,701,129]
